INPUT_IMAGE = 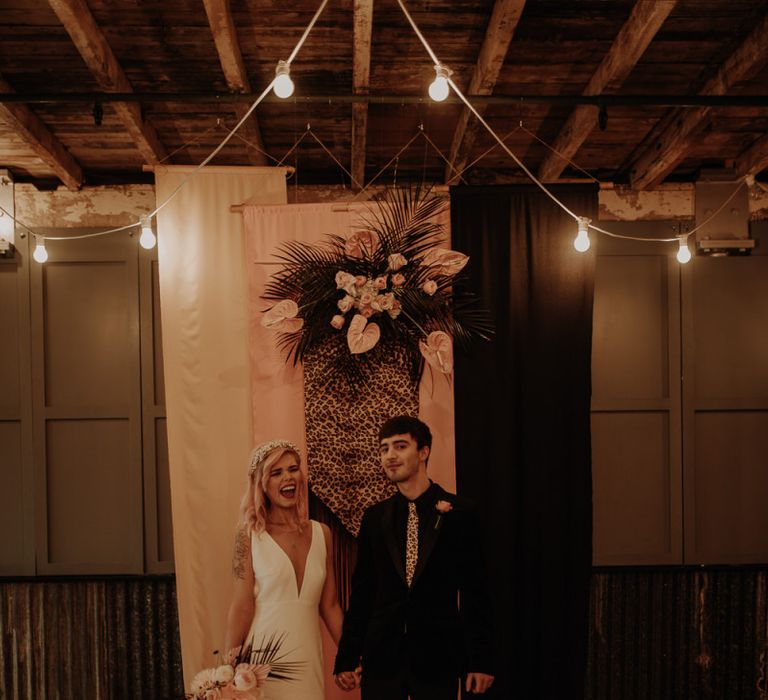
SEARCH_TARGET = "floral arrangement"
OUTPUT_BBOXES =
[187,634,302,700]
[260,187,492,385]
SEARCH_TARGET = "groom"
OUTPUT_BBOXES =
[334,415,495,699]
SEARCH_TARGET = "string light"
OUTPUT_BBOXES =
[273,61,294,99]
[139,215,157,250]
[676,234,692,264]
[428,64,451,102]
[33,237,48,263]
[574,217,591,252]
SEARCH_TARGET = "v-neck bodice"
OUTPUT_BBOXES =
[247,520,327,698]
[264,523,315,598]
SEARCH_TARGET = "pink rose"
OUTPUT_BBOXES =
[374,275,388,290]
[214,664,235,684]
[359,291,374,306]
[391,273,406,287]
[360,306,374,318]
[435,499,453,513]
[354,275,367,287]
[330,314,345,329]
[388,300,402,319]
[337,295,354,313]
[204,689,222,700]
[387,252,408,271]
[233,669,257,691]
[335,271,357,294]
[422,247,469,276]
[422,279,438,296]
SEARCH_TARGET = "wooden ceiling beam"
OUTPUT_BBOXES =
[629,14,768,189]
[445,0,526,185]
[537,0,676,183]
[735,132,768,178]
[202,0,268,166]
[0,77,82,190]
[351,0,374,191]
[47,0,168,165]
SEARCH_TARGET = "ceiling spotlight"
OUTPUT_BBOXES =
[139,215,157,250]
[574,217,591,253]
[428,64,452,102]
[33,237,48,263]
[676,234,692,264]
[273,60,294,99]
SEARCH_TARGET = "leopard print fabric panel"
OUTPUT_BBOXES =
[303,336,419,536]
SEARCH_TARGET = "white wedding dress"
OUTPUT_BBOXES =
[247,519,326,700]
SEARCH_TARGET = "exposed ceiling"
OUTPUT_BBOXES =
[1,0,767,191]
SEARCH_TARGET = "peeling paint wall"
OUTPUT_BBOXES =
[11,182,766,232]
[14,184,155,228]
[598,184,695,221]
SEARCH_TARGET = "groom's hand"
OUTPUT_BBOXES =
[334,666,361,691]
[465,672,494,694]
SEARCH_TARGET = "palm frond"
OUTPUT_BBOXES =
[259,186,492,386]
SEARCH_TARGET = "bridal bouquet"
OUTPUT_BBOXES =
[187,634,303,700]
[260,187,492,385]
[188,661,268,700]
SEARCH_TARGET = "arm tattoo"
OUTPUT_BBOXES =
[232,526,250,580]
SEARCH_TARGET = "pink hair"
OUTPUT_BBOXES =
[238,445,306,535]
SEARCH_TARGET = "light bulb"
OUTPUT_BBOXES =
[139,215,156,249]
[676,236,692,264]
[573,217,591,252]
[33,239,48,263]
[273,61,294,99]
[428,65,451,102]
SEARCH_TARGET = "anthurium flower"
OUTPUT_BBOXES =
[422,248,469,276]
[347,314,381,354]
[345,230,378,258]
[387,252,408,270]
[261,300,304,332]
[419,331,453,373]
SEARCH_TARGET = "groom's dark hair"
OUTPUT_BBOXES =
[378,415,432,450]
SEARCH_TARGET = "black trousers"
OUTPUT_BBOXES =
[361,672,459,700]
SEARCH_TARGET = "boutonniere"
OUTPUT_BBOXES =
[434,500,453,530]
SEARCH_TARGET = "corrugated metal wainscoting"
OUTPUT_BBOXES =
[587,568,768,700]
[0,576,183,700]
[3,570,768,698]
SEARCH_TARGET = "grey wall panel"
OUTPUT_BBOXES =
[593,255,670,400]
[0,267,21,413]
[0,422,25,569]
[592,412,676,564]
[155,418,173,564]
[690,411,768,564]
[45,419,137,568]
[692,258,768,401]
[42,261,132,409]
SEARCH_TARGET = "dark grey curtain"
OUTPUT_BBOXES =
[451,186,596,700]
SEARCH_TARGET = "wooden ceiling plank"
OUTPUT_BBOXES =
[537,0,676,183]
[0,77,82,190]
[630,13,768,189]
[445,0,526,184]
[202,0,267,166]
[47,0,168,165]
[351,0,373,190]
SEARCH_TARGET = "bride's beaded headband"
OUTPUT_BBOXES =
[248,440,300,477]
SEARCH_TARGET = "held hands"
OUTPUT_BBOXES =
[333,665,362,692]
[465,672,495,694]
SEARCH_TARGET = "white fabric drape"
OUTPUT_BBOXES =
[154,166,287,688]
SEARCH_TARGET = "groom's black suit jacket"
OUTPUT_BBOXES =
[334,482,494,682]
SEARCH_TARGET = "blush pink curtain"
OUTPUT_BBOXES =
[243,200,456,700]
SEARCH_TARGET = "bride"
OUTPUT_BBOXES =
[225,440,344,699]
